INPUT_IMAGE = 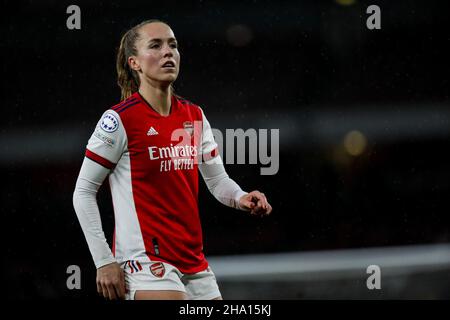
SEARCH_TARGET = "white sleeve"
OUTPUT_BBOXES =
[198,108,248,210]
[73,157,116,268]
[198,107,219,161]
[199,156,248,210]
[85,109,127,169]
[73,109,127,269]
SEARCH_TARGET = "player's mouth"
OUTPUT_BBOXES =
[161,60,176,70]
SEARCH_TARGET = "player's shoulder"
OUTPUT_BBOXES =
[109,94,140,115]
[96,94,141,127]
[95,95,140,132]
[175,94,207,121]
[175,94,202,111]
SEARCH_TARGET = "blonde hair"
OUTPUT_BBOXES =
[116,19,174,100]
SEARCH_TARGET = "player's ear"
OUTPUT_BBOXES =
[128,56,140,71]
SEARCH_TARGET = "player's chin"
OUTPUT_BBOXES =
[157,74,178,85]
[160,69,178,78]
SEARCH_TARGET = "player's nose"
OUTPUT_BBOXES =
[162,44,174,57]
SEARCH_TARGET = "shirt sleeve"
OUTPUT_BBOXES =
[199,107,220,162]
[85,109,127,169]
[72,109,127,269]
[199,156,248,210]
[198,107,248,210]
[73,157,117,268]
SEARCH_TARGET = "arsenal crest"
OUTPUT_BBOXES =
[183,121,194,136]
[150,262,166,278]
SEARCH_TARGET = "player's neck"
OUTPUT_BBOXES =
[138,83,172,116]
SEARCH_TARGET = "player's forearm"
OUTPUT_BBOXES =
[211,176,248,210]
[73,158,116,269]
[199,156,248,210]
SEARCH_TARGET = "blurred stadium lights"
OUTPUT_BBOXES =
[1,105,449,164]
[226,24,253,47]
[344,130,367,156]
[208,243,450,299]
[4,1,437,51]
[335,0,356,6]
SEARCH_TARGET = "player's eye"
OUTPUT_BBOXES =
[149,43,160,49]
[170,42,178,49]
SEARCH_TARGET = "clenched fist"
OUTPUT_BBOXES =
[239,190,272,216]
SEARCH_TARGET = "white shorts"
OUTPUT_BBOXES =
[120,260,221,300]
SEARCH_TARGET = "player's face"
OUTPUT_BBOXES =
[132,22,180,86]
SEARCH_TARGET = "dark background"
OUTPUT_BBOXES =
[2,0,449,299]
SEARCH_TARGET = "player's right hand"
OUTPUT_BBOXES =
[96,262,126,300]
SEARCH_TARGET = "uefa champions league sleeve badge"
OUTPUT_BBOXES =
[100,113,119,133]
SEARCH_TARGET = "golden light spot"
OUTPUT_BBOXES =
[335,0,356,6]
[344,130,367,156]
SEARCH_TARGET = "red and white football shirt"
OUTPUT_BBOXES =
[85,92,218,274]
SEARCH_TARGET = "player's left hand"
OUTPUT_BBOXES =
[239,190,272,216]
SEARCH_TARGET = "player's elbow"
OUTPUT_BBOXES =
[72,185,82,213]
[72,179,95,213]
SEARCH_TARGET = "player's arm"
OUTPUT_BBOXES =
[73,158,115,267]
[72,110,127,299]
[198,108,272,216]
[199,156,272,215]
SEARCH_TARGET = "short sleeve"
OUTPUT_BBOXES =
[199,107,219,162]
[85,109,127,169]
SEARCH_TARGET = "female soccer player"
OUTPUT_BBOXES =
[73,19,272,300]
